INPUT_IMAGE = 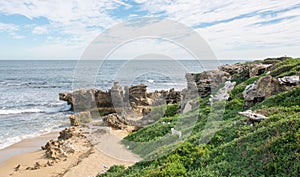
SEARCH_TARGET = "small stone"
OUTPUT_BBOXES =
[14,164,21,171]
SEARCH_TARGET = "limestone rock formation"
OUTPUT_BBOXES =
[219,63,250,80]
[219,63,272,79]
[41,127,84,160]
[60,83,181,118]
[185,71,230,98]
[249,64,272,77]
[243,75,286,106]
[59,89,97,111]
[103,113,138,132]
[69,111,92,126]
[69,114,79,126]
[278,76,300,85]
[58,127,79,140]
[238,110,267,122]
[209,81,236,105]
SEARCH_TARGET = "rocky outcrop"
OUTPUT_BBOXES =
[249,64,272,77]
[243,75,286,106]
[60,82,181,119]
[185,70,230,98]
[148,88,181,105]
[103,113,138,132]
[58,127,80,140]
[219,63,272,80]
[41,127,86,160]
[59,89,97,111]
[219,63,250,80]
[209,81,236,105]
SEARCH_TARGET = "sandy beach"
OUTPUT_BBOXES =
[0,127,141,177]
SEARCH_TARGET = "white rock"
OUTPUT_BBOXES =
[278,76,300,85]
[171,128,182,139]
[238,110,267,121]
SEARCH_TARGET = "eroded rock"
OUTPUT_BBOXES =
[103,113,138,132]
[41,128,83,160]
[250,64,272,77]
[239,110,267,122]
[60,83,181,117]
[209,81,236,105]
[185,71,230,98]
[278,76,300,85]
[243,76,286,106]
[219,63,250,80]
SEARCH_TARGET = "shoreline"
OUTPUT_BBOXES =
[0,126,142,177]
[0,131,59,166]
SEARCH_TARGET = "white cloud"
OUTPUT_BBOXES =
[0,0,299,59]
[0,23,18,32]
[32,26,48,34]
[135,0,300,59]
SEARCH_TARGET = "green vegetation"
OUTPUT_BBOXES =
[270,58,300,77]
[98,57,300,177]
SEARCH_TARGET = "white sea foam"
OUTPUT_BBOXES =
[0,128,55,150]
[0,108,43,115]
[0,104,70,115]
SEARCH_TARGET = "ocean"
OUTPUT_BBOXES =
[0,60,242,150]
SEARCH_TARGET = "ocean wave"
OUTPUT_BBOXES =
[0,128,56,150]
[0,104,70,115]
[0,108,43,115]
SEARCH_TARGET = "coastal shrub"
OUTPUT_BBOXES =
[160,161,187,177]
[277,64,300,77]
[270,58,300,77]
[164,103,179,117]
[270,64,295,77]
[254,86,300,109]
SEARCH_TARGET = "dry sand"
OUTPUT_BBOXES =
[0,129,141,177]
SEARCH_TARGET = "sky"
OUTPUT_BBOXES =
[0,0,299,60]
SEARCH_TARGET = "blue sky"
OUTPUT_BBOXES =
[0,0,299,60]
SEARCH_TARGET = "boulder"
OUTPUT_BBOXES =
[243,76,286,106]
[209,81,236,105]
[249,64,272,77]
[69,114,79,126]
[69,111,92,126]
[103,113,138,132]
[278,76,300,86]
[238,110,267,122]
